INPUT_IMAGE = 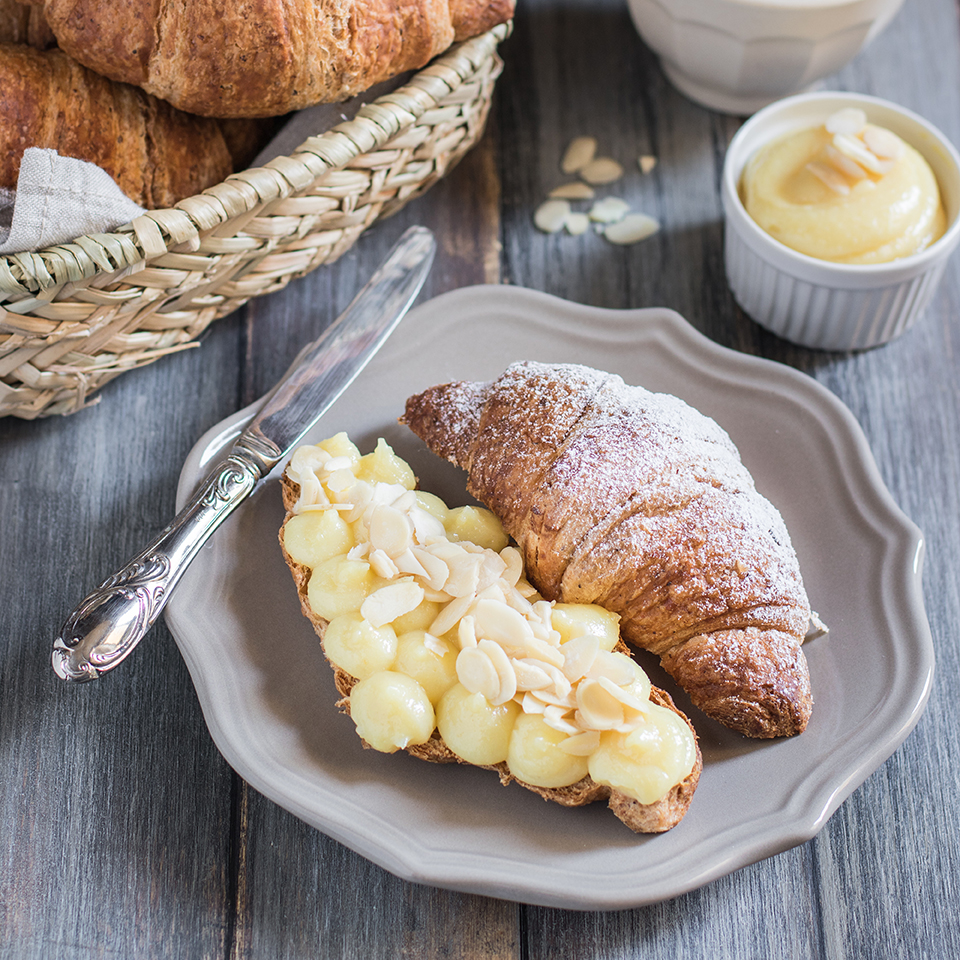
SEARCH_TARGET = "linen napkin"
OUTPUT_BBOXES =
[0,147,145,255]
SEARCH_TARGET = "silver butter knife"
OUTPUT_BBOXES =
[52,225,436,682]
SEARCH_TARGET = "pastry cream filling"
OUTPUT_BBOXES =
[283,433,697,806]
[740,108,947,264]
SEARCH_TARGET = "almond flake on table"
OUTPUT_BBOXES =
[578,157,624,185]
[533,198,572,233]
[589,196,630,224]
[638,155,657,174]
[549,182,596,199]
[565,212,591,235]
[603,212,660,244]
[560,136,598,174]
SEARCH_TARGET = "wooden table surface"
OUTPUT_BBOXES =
[3,0,960,956]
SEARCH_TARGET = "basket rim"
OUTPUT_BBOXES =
[0,21,511,299]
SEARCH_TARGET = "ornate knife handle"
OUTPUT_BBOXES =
[52,453,262,682]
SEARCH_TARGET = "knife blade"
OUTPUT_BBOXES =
[52,225,436,682]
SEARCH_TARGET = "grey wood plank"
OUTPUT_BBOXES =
[0,316,248,958]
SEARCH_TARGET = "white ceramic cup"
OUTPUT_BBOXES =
[626,0,905,116]
[721,92,960,350]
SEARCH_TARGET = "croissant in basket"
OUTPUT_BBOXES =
[402,361,815,739]
[0,42,236,207]
[23,0,515,117]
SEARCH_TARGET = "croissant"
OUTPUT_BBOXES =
[0,43,236,208]
[402,361,814,739]
[22,0,515,118]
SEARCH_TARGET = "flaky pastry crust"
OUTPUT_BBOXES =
[402,361,813,738]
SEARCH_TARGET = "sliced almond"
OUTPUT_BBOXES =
[805,160,851,195]
[368,503,413,557]
[561,136,598,173]
[534,199,572,233]
[504,584,535,616]
[457,614,478,649]
[604,212,660,245]
[474,597,534,647]
[862,125,905,161]
[806,610,830,642]
[323,455,354,473]
[542,705,580,735]
[521,691,547,714]
[444,551,482,598]
[560,634,601,681]
[824,143,868,182]
[477,551,507,591]
[549,181,595,200]
[597,675,648,713]
[456,645,501,702]
[499,547,524,587]
[410,506,446,542]
[394,547,429,579]
[825,107,867,137]
[579,157,624,185]
[575,678,625,730]
[588,196,630,224]
[478,639,517,705]
[423,632,449,657]
[520,635,566,669]
[638,155,658,174]
[360,579,423,628]
[586,650,637,687]
[411,546,450,592]
[832,133,887,174]
[531,686,577,710]
[513,659,553,691]
[368,547,399,580]
[428,593,476,638]
[537,662,572,699]
[565,212,591,236]
[325,467,357,495]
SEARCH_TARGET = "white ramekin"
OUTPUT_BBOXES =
[721,92,960,350]
[626,0,905,116]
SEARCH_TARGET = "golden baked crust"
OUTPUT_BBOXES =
[0,42,233,207]
[402,361,814,738]
[33,0,515,117]
[279,470,702,834]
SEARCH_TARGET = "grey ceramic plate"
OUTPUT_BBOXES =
[165,285,933,910]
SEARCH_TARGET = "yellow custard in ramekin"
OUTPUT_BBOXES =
[740,108,946,265]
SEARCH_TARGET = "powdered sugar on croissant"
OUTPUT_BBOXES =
[402,360,813,738]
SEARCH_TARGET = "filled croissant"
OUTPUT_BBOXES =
[402,361,814,738]
[22,0,515,118]
[279,433,702,832]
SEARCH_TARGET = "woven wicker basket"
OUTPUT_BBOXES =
[0,23,509,420]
